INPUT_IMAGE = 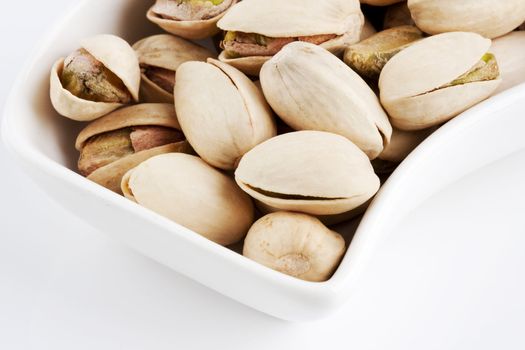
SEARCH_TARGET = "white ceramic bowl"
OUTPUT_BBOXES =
[2,0,525,321]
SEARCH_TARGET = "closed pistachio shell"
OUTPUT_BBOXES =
[379,32,501,130]
[260,42,391,159]
[50,34,140,121]
[490,32,525,94]
[235,131,380,216]
[175,58,276,170]
[133,34,215,103]
[407,0,525,39]
[122,153,254,246]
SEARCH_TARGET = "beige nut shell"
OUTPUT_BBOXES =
[260,42,391,159]
[379,32,501,130]
[50,34,140,121]
[175,58,276,170]
[133,34,215,103]
[490,32,525,94]
[235,131,380,216]
[407,0,525,39]
[122,153,254,246]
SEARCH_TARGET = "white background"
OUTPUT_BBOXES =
[1,1,525,349]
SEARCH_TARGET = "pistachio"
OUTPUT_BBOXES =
[235,131,380,217]
[243,212,346,282]
[174,58,276,170]
[344,25,423,80]
[50,34,140,121]
[75,103,192,193]
[260,42,392,159]
[379,32,501,130]
[217,0,364,76]
[122,153,254,246]
[407,0,525,39]
[383,2,415,29]
[490,32,525,94]
[133,34,215,103]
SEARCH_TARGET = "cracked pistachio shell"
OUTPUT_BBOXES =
[361,0,404,6]
[235,131,380,216]
[175,58,276,170]
[122,153,254,246]
[147,0,238,40]
[217,0,364,76]
[379,32,501,130]
[260,42,392,159]
[490,32,525,95]
[407,0,525,39]
[133,34,215,103]
[243,212,346,282]
[76,104,192,193]
[384,2,415,29]
[50,34,140,121]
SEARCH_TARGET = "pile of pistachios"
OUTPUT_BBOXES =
[49,0,525,282]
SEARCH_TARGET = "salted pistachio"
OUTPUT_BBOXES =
[50,35,140,121]
[260,42,391,159]
[76,103,192,193]
[243,212,346,282]
[379,32,501,130]
[235,131,380,217]
[344,25,423,80]
[133,34,215,103]
[490,32,525,95]
[361,0,404,5]
[407,0,525,39]
[217,0,364,76]
[175,58,276,170]
[122,153,254,246]
[147,0,238,40]
[383,2,415,29]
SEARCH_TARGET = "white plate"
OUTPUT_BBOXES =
[2,0,525,321]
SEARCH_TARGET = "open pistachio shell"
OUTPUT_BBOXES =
[133,34,215,103]
[174,58,276,170]
[407,0,525,39]
[361,0,404,5]
[50,34,140,121]
[260,42,391,159]
[76,103,192,193]
[147,0,238,40]
[122,153,254,246]
[491,32,525,94]
[235,131,380,217]
[379,32,501,130]
[217,0,364,76]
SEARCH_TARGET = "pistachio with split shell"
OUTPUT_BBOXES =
[407,0,525,39]
[379,32,501,130]
[50,34,140,121]
[217,0,364,76]
[344,25,423,80]
[260,42,391,159]
[76,103,192,193]
[243,212,346,282]
[383,2,415,29]
[490,32,525,95]
[174,58,276,170]
[133,34,215,103]
[235,131,380,218]
[121,153,254,246]
[147,0,238,40]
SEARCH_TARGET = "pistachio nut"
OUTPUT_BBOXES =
[121,153,254,246]
[490,32,525,95]
[76,103,192,193]
[383,2,415,29]
[235,131,380,217]
[344,25,423,80]
[174,58,276,170]
[260,42,392,159]
[50,34,140,121]
[147,0,238,40]
[243,212,346,282]
[217,0,364,76]
[407,0,525,39]
[361,0,404,6]
[133,34,215,103]
[379,32,501,130]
